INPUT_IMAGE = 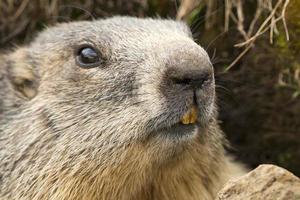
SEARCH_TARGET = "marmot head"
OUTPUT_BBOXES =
[4,17,215,165]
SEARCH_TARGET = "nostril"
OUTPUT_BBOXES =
[171,77,191,85]
[190,73,211,88]
[170,71,212,89]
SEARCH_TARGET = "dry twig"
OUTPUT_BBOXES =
[177,0,290,70]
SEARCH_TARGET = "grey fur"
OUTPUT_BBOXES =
[0,17,245,200]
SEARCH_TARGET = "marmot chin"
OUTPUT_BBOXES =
[0,17,245,200]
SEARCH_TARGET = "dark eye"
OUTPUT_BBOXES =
[76,46,102,68]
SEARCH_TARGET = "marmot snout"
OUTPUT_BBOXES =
[0,17,245,200]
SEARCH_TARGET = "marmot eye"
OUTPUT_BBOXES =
[76,46,102,68]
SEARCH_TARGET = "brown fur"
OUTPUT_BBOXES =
[0,17,246,200]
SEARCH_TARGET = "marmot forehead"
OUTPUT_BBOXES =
[32,17,192,47]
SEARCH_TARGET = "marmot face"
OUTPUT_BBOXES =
[0,17,247,200]
[7,17,215,164]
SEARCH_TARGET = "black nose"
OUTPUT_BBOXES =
[167,55,213,89]
[169,68,212,89]
[162,42,213,90]
[164,46,213,90]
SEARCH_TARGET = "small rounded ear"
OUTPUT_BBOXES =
[6,48,39,99]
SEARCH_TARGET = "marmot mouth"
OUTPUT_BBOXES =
[159,121,197,138]
[180,105,198,125]
[156,105,199,138]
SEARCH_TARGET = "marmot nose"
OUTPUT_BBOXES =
[167,59,213,90]
[169,68,212,89]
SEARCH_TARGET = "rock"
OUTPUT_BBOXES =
[216,164,300,200]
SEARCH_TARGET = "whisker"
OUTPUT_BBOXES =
[215,84,231,93]
[191,7,223,35]
[60,5,95,20]
[215,96,230,109]
[205,30,228,51]
[174,0,179,14]
[211,57,223,65]
[49,15,72,23]
[204,26,238,56]
[191,14,206,35]
[210,48,217,62]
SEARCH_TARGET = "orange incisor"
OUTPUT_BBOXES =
[180,105,198,125]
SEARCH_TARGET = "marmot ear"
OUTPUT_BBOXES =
[6,48,39,99]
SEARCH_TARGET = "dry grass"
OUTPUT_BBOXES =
[0,0,147,46]
[226,0,290,70]
[177,0,290,70]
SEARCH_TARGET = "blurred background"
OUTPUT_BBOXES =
[0,0,299,176]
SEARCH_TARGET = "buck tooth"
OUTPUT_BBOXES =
[181,110,191,124]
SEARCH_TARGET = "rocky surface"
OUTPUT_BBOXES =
[216,164,300,200]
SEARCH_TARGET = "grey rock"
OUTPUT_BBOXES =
[217,164,300,200]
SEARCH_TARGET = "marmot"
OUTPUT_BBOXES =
[0,17,245,200]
